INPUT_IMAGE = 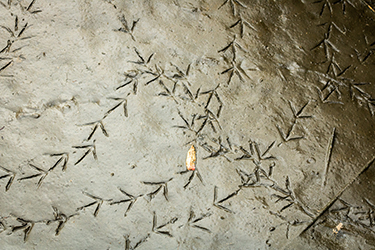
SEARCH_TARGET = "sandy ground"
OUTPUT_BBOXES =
[0,0,374,249]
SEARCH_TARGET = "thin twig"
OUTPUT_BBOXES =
[322,127,336,186]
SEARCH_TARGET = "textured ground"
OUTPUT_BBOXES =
[0,0,375,249]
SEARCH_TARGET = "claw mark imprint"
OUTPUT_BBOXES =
[0,165,16,191]
[221,59,256,85]
[152,211,178,237]
[72,141,97,166]
[199,84,223,118]
[11,217,42,242]
[196,109,222,134]
[213,186,238,213]
[289,101,313,120]
[77,192,112,217]
[79,120,109,141]
[0,0,12,9]
[275,101,312,144]
[115,15,139,41]
[0,219,5,233]
[18,162,49,188]
[104,97,128,118]
[200,136,233,162]
[235,140,276,164]
[175,108,221,136]
[129,47,154,66]
[0,60,13,76]
[45,152,69,171]
[174,109,197,134]
[142,178,173,202]
[276,122,304,145]
[218,35,247,62]
[342,77,375,116]
[157,80,179,104]
[323,54,351,78]
[109,188,143,216]
[311,21,345,61]
[271,176,314,217]
[333,0,355,15]
[21,0,42,14]
[229,13,256,38]
[169,63,191,83]
[313,0,333,16]
[124,233,150,250]
[269,211,308,239]
[236,166,268,188]
[0,15,32,53]
[46,206,77,236]
[145,64,167,85]
[177,165,204,189]
[116,69,142,93]
[218,0,247,16]
[187,208,212,233]
[316,80,344,105]
[355,35,375,63]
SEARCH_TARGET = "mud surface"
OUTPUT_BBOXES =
[0,0,374,249]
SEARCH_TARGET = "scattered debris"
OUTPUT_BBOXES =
[333,222,343,234]
[186,145,196,171]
